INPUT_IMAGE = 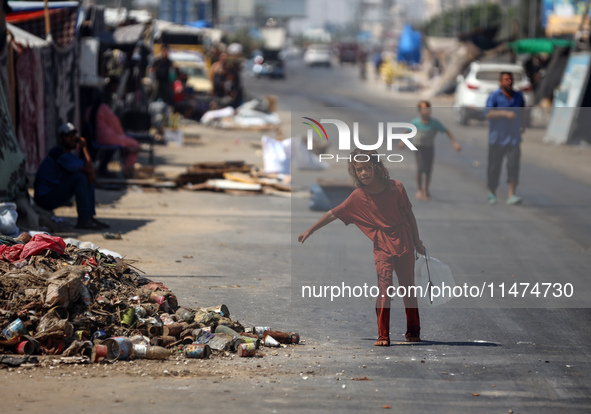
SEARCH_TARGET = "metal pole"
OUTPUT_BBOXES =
[453,0,458,35]
[528,0,537,38]
[44,0,51,40]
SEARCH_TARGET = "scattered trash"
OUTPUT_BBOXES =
[102,233,123,240]
[0,232,301,368]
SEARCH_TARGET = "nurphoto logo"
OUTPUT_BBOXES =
[302,117,418,163]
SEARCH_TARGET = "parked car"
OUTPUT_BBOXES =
[253,49,286,79]
[169,51,211,95]
[304,44,332,67]
[453,62,534,125]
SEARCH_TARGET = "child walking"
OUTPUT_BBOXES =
[400,100,462,200]
[298,149,426,345]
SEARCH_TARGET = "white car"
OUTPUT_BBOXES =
[304,44,332,67]
[453,62,534,125]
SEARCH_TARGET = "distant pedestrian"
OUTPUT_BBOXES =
[400,100,462,200]
[151,45,174,105]
[372,51,382,81]
[298,149,425,345]
[484,72,525,205]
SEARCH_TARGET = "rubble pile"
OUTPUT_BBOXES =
[178,162,291,196]
[0,233,299,366]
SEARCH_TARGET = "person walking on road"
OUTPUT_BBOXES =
[400,100,462,200]
[298,149,426,346]
[485,72,525,205]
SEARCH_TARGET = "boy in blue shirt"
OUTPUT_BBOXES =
[34,123,109,230]
[401,101,462,200]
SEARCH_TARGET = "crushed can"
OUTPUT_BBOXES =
[236,342,256,357]
[92,330,108,340]
[2,318,28,340]
[149,292,165,305]
[121,308,137,327]
[204,304,229,317]
[175,307,194,323]
[206,333,234,351]
[183,344,211,359]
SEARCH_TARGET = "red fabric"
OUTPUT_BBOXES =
[331,179,414,260]
[0,234,66,262]
[375,252,420,340]
[95,104,139,168]
[0,244,25,262]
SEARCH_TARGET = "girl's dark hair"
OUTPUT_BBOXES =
[348,148,390,188]
[417,100,431,108]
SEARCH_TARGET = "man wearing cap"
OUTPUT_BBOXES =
[34,123,109,230]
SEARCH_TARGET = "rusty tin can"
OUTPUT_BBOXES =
[183,344,211,359]
[163,323,182,337]
[236,342,256,357]
[91,344,108,362]
[149,292,165,305]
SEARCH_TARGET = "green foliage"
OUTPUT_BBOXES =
[422,3,515,37]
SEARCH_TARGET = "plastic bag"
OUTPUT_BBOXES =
[414,253,455,307]
[0,202,18,237]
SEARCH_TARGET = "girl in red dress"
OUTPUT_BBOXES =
[299,149,425,345]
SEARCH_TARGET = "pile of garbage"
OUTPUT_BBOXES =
[0,233,299,366]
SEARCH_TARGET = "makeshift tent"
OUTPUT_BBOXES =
[6,1,80,47]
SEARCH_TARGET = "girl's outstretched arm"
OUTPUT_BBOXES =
[405,208,426,255]
[298,211,338,244]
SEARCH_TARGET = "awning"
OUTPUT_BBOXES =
[7,1,79,12]
[6,22,49,46]
[508,38,575,55]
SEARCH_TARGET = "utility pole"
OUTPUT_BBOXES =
[528,0,537,38]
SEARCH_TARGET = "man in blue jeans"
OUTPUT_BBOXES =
[34,123,109,230]
[485,72,525,205]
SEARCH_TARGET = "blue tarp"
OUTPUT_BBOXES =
[185,20,212,29]
[397,24,421,65]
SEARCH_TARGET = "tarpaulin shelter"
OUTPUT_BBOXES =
[397,24,421,65]
[5,1,81,175]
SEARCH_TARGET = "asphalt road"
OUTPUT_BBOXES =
[246,56,591,412]
[3,57,590,414]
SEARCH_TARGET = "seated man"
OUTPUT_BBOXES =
[34,123,109,230]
